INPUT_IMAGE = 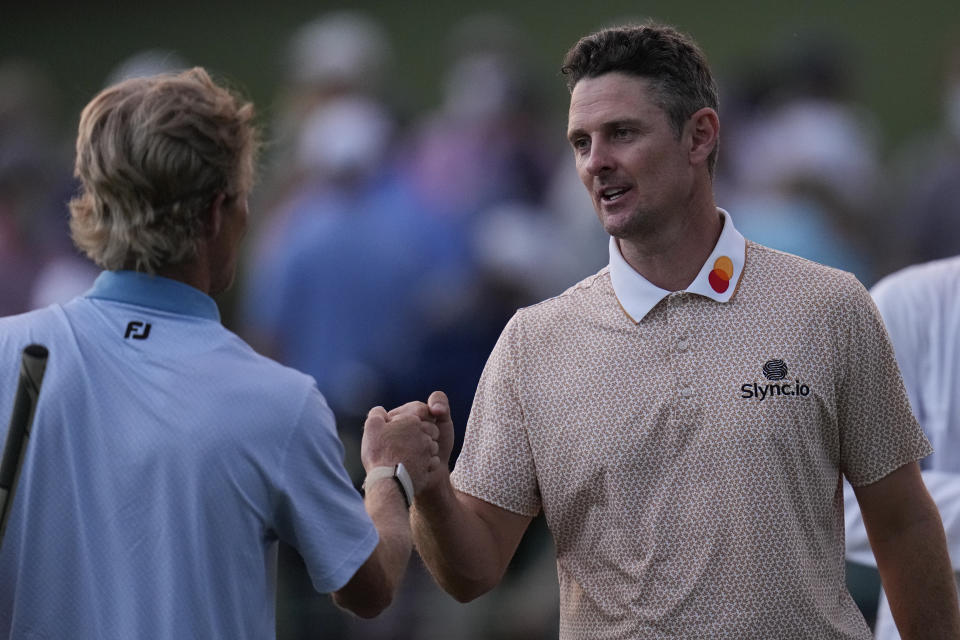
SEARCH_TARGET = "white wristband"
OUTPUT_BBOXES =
[362,463,414,508]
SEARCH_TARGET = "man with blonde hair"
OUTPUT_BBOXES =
[0,68,438,638]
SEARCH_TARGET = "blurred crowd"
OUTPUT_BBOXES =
[2,11,960,639]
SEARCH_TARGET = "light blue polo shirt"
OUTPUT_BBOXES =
[0,271,378,639]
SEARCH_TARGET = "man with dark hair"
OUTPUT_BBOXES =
[0,68,440,638]
[561,23,720,176]
[394,22,960,638]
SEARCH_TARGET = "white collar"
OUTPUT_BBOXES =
[608,208,746,323]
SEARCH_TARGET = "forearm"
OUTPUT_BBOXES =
[411,476,508,602]
[366,478,414,593]
[871,507,960,639]
[332,480,411,617]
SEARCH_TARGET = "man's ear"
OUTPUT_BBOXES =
[205,192,227,239]
[687,107,719,167]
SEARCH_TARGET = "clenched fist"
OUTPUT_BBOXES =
[361,405,441,499]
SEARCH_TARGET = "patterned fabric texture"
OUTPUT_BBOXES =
[452,241,931,639]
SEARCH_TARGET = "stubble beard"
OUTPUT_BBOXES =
[599,201,658,242]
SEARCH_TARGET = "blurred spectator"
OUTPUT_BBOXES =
[0,59,87,315]
[284,10,391,120]
[239,16,453,639]
[240,10,407,415]
[104,48,188,86]
[399,13,565,435]
[886,42,960,270]
[405,14,556,219]
[845,256,960,638]
[540,157,613,293]
[722,32,881,286]
[250,170,469,434]
[241,91,403,369]
[243,11,562,445]
[257,9,394,214]
[386,15,562,640]
[241,10,399,340]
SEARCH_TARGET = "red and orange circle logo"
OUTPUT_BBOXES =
[708,256,734,293]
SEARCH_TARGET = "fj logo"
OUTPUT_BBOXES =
[124,321,152,340]
[740,359,810,400]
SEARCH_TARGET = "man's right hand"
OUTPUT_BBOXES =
[361,406,440,498]
[386,390,455,498]
[387,390,534,603]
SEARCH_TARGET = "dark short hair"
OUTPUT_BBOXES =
[561,22,719,174]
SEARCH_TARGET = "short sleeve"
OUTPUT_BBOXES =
[451,313,541,516]
[274,388,378,593]
[837,277,932,486]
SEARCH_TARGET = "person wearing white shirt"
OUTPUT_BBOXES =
[846,256,960,639]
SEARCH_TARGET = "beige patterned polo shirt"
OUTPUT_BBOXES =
[451,210,931,639]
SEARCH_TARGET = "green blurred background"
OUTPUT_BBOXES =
[4,0,960,153]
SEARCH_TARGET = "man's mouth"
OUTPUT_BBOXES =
[599,186,630,202]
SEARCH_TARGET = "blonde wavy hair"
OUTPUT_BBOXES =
[69,67,258,273]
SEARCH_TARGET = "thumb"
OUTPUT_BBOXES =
[428,391,451,425]
[428,390,455,462]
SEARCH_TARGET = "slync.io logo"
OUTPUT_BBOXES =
[740,359,811,401]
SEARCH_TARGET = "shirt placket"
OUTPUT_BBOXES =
[666,292,698,420]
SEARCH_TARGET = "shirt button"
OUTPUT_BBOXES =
[680,387,694,398]
[677,338,690,352]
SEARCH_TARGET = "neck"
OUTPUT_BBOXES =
[617,190,721,291]
[155,249,214,295]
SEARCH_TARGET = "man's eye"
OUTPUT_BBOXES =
[572,138,589,152]
[613,128,632,139]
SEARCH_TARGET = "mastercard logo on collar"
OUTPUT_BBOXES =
[708,256,734,293]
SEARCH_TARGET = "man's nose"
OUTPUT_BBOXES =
[584,141,614,176]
